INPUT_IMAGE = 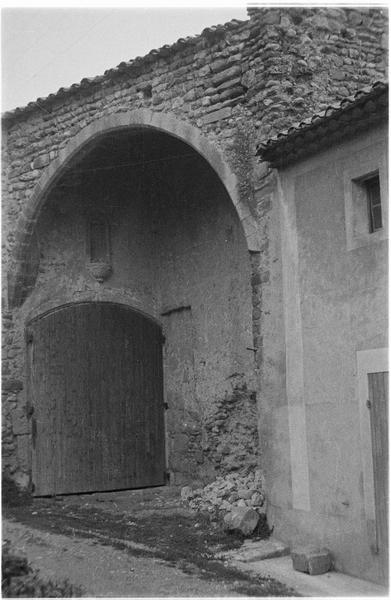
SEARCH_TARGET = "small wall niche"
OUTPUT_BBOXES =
[86,213,112,282]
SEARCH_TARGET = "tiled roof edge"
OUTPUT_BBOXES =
[257,80,388,168]
[2,16,247,122]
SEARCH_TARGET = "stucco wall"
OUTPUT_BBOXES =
[267,124,388,582]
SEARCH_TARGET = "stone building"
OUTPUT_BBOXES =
[2,6,388,582]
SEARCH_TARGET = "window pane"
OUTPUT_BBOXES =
[365,175,382,233]
[372,205,383,231]
[367,177,381,206]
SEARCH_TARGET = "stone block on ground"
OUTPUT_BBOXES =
[291,546,332,575]
[180,486,193,501]
[217,537,290,563]
[235,538,290,562]
[224,507,259,536]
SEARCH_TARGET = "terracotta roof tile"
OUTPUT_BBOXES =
[257,80,388,168]
[2,17,246,121]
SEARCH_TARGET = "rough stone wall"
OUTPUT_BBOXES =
[2,7,388,488]
[203,376,259,475]
[246,7,387,140]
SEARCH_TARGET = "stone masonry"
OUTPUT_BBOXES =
[2,7,388,489]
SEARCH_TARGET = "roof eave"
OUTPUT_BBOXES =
[257,81,388,169]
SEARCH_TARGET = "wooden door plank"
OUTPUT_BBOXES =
[29,302,166,496]
[368,371,388,585]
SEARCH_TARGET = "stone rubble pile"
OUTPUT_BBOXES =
[181,468,266,535]
[202,382,259,477]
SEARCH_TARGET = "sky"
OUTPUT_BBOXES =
[2,5,250,112]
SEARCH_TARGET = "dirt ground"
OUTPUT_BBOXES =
[3,486,297,597]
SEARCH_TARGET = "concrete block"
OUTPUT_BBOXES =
[291,546,332,575]
[308,552,332,575]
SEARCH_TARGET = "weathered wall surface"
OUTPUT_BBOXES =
[2,131,255,487]
[2,7,388,489]
[154,151,255,484]
[268,124,388,582]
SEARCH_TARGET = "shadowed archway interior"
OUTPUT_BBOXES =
[8,112,260,310]
[22,125,256,488]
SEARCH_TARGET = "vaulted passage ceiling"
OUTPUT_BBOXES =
[55,129,207,192]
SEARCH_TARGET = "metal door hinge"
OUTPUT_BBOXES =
[164,470,171,483]
[164,402,169,410]
[366,399,372,409]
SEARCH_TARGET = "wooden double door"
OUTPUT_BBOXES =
[27,302,166,496]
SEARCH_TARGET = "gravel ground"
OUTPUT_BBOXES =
[3,486,297,597]
[4,519,244,597]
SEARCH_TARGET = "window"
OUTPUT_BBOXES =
[343,150,387,251]
[364,174,382,233]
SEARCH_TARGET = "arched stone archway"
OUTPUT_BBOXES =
[8,109,260,308]
[4,107,260,491]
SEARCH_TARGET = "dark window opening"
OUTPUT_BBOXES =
[89,219,110,263]
[365,174,382,233]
